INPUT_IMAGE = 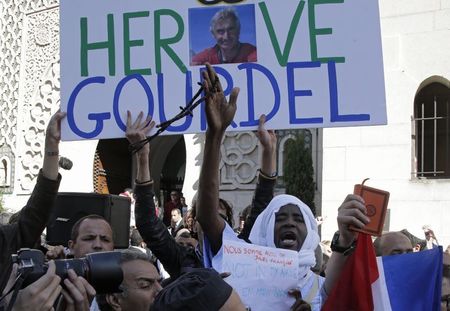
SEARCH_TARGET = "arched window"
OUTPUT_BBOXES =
[413,80,450,178]
[0,157,11,187]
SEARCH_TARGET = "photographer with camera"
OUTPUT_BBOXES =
[2,247,123,311]
[42,212,120,310]
[66,215,117,311]
[1,260,96,311]
[0,111,65,293]
[1,261,61,311]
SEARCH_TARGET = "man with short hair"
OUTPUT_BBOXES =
[65,215,116,311]
[373,231,414,256]
[191,7,257,65]
[163,191,182,226]
[175,230,198,251]
[106,249,162,311]
[169,209,184,238]
[68,215,114,258]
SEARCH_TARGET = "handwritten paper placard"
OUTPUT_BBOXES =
[222,239,298,310]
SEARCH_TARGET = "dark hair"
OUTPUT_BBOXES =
[130,229,144,246]
[191,198,234,227]
[190,202,197,219]
[219,198,234,228]
[152,268,233,311]
[239,205,251,220]
[177,231,192,239]
[70,215,110,241]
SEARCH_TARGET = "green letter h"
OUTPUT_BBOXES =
[80,14,116,76]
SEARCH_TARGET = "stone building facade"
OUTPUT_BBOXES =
[321,0,450,247]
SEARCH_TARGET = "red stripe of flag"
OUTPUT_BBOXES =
[322,233,379,311]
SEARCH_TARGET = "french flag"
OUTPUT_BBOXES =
[322,234,443,311]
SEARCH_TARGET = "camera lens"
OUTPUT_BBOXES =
[15,249,123,294]
[54,258,88,281]
[85,251,123,294]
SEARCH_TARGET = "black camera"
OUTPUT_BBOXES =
[12,248,123,294]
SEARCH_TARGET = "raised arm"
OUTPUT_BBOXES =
[196,63,239,255]
[238,114,277,241]
[126,111,154,184]
[323,194,370,295]
[0,111,65,291]
[126,112,201,278]
[42,111,66,180]
[17,111,65,241]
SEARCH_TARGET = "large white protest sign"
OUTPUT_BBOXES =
[222,239,298,310]
[60,0,386,141]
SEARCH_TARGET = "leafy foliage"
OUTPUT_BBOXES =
[283,133,316,215]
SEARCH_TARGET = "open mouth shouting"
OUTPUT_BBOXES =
[278,230,299,250]
[274,204,307,252]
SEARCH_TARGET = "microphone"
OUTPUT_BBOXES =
[58,156,73,170]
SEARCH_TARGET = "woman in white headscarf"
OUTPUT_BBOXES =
[249,194,323,308]
[196,63,370,311]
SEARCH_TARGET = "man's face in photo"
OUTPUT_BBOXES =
[212,18,239,52]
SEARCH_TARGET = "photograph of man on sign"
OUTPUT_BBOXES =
[189,5,257,66]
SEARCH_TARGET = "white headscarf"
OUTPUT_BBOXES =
[248,194,320,286]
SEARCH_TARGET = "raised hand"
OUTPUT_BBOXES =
[288,289,311,311]
[257,114,277,176]
[202,63,239,134]
[337,194,370,247]
[9,261,62,311]
[43,110,66,180]
[45,110,66,150]
[46,245,66,260]
[257,114,276,153]
[58,269,96,311]
[125,111,155,155]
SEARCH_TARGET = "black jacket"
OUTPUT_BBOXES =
[134,185,203,280]
[0,171,61,292]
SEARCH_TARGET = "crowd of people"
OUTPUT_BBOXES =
[0,64,449,311]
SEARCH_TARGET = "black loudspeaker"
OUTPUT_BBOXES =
[47,193,131,249]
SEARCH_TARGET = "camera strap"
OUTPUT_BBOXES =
[3,272,27,311]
